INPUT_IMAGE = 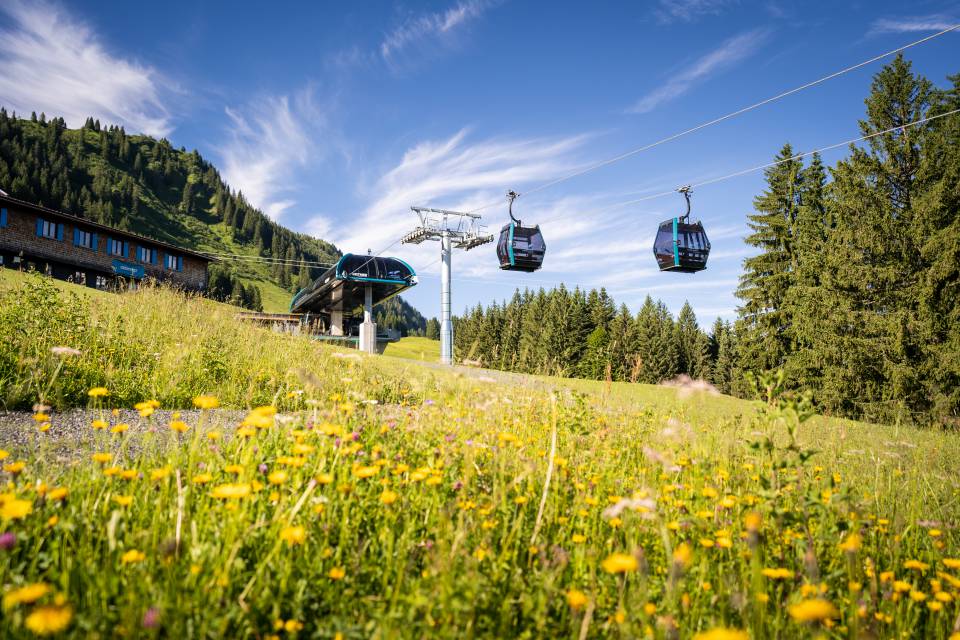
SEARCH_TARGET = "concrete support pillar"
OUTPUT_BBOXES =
[440,231,453,365]
[329,308,344,336]
[359,284,377,354]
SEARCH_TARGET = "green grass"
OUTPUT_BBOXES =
[383,336,441,362]
[0,273,959,638]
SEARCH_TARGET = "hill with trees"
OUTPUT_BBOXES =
[0,109,341,312]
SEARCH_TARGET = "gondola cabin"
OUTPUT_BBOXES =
[497,222,546,272]
[653,217,710,273]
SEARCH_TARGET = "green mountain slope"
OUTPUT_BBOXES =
[0,108,341,312]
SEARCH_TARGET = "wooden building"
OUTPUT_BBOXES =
[0,192,211,291]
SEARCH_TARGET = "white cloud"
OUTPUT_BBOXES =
[655,0,738,24]
[869,15,957,35]
[0,0,171,136]
[628,28,770,114]
[380,0,492,62]
[219,89,324,221]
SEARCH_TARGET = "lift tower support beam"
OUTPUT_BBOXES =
[403,206,493,366]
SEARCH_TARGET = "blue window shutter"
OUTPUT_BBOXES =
[123,241,129,258]
[152,249,158,265]
[92,233,99,251]
[177,256,183,272]
[0,208,6,228]
[36,218,43,236]
[56,224,64,241]
[73,228,80,245]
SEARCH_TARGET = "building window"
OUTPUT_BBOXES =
[0,207,7,228]
[74,229,95,249]
[164,253,182,271]
[137,246,156,264]
[37,218,62,240]
[107,238,127,257]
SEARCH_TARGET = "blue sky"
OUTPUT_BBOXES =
[1,0,958,326]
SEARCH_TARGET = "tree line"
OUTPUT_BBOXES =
[455,57,960,426]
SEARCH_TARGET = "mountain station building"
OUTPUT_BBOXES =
[0,192,211,291]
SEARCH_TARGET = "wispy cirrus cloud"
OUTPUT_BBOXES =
[868,14,958,35]
[627,28,771,114]
[219,89,325,221]
[0,0,171,136]
[380,0,493,63]
[655,0,738,24]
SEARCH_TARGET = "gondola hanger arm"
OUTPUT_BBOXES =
[677,185,692,223]
[507,190,521,225]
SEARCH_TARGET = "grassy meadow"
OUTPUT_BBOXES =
[1,272,959,638]
[382,337,441,363]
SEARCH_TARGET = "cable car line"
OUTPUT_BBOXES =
[466,23,960,214]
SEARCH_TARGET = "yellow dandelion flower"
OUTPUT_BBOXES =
[211,483,251,499]
[47,515,58,528]
[91,419,108,430]
[514,496,529,505]
[4,461,26,474]
[87,387,109,398]
[119,469,137,480]
[379,490,398,505]
[112,495,133,507]
[268,471,288,485]
[33,412,50,423]
[353,465,379,479]
[193,473,213,485]
[701,487,718,499]
[942,558,960,570]
[46,487,68,501]
[316,472,334,485]
[328,567,345,580]
[608,517,623,528]
[150,467,172,481]
[121,549,146,565]
[572,533,587,544]
[673,542,693,568]
[110,423,129,434]
[761,568,793,580]
[788,599,838,623]
[601,552,638,574]
[0,449,8,461]
[838,533,862,553]
[700,538,715,548]
[1,498,31,520]
[909,590,927,602]
[236,426,256,438]
[280,525,307,546]
[193,395,219,410]
[3,583,51,609]
[169,420,189,433]
[284,620,304,632]
[904,560,929,572]
[24,604,72,635]
[225,464,244,475]
[91,452,112,464]
[566,589,588,610]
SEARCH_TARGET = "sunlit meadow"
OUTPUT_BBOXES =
[1,274,959,638]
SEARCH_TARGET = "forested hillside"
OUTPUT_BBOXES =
[374,296,428,337]
[457,56,960,426]
[0,109,340,311]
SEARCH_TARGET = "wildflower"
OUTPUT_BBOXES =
[608,517,623,528]
[572,534,587,544]
[928,601,943,612]
[121,549,146,565]
[134,401,157,417]
[268,471,288,485]
[838,532,862,553]
[92,453,112,464]
[142,607,161,629]
[566,589,588,610]
[909,590,927,602]
[4,461,26,474]
[46,487,68,501]
[211,484,251,499]
[119,469,137,480]
[942,558,960,570]
[24,605,73,635]
[0,532,15,550]
[700,538,715,548]
[673,542,693,568]
[284,620,304,632]
[601,552,638,574]
[693,629,749,640]
[33,412,50,423]
[91,419,108,430]
[379,490,398,505]
[46,516,58,528]
[225,464,244,475]
[207,431,221,441]
[3,583,51,609]
[328,567,345,580]
[353,465,379,479]
[0,450,7,461]
[88,387,109,398]
[111,423,129,434]
[514,496,529,505]
[169,420,189,433]
[193,395,219,410]
[193,473,213,485]
[113,495,133,507]
[904,560,929,572]
[761,568,793,580]
[150,467,172,481]
[316,473,334,485]
[892,580,912,593]
[1,498,31,520]
[788,599,838,623]
[280,525,307,546]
